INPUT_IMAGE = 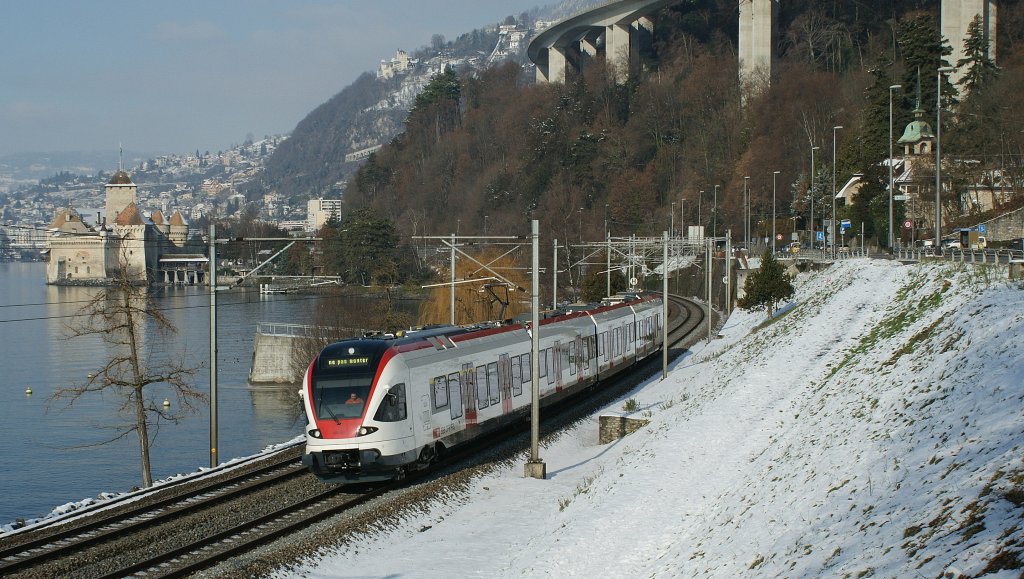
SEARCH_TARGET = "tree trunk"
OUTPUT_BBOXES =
[134,386,153,488]
[122,288,154,488]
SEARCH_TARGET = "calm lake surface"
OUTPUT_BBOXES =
[0,262,407,525]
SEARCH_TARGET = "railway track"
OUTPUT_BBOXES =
[0,294,709,578]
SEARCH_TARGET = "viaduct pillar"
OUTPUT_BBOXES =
[738,0,779,91]
[943,0,997,85]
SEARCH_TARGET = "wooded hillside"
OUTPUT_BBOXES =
[339,1,1022,253]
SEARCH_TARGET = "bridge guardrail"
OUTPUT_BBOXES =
[895,248,1024,264]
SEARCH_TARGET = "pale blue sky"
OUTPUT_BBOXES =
[0,1,544,157]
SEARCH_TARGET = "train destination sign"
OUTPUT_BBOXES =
[326,357,370,367]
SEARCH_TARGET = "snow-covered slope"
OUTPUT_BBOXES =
[295,259,1024,578]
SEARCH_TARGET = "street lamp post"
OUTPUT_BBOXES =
[772,171,780,254]
[671,202,675,238]
[743,176,750,249]
[888,84,902,251]
[936,67,955,252]
[713,184,720,239]
[832,125,843,259]
[698,190,703,233]
[604,203,609,240]
[810,146,819,248]
[680,198,685,238]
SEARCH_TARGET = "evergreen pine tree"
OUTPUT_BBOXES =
[956,14,999,95]
[738,249,795,319]
[898,13,958,119]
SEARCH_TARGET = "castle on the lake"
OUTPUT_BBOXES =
[45,169,208,285]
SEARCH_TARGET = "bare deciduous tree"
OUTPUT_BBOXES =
[52,257,204,488]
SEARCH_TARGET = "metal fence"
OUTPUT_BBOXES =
[895,248,1024,264]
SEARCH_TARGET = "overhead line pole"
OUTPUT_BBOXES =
[450,233,456,325]
[208,224,218,468]
[662,231,668,380]
[525,219,546,480]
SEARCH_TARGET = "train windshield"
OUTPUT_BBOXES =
[312,375,372,421]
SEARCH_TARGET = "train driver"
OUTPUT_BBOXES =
[345,392,364,405]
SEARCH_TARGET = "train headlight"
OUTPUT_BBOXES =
[357,426,378,437]
[307,428,322,438]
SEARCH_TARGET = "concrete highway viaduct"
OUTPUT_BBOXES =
[529,0,996,87]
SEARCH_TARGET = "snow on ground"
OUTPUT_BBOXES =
[291,259,1024,578]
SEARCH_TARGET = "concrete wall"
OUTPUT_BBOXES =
[982,207,1024,242]
[249,332,302,384]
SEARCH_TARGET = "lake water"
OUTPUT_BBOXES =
[0,262,406,525]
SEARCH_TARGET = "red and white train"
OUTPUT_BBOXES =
[300,293,664,482]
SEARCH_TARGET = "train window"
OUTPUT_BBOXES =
[487,362,499,405]
[522,352,532,384]
[461,363,475,411]
[311,376,372,420]
[499,354,512,400]
[568,342,576,375]
[373,383,408,422]
[545,348,555,385]
[565,340,573,377]
[511,355,523,397]
[447,372,463,419]
[600,331,608,361]
[538,349,547,379]
[432,376,449,413]
[475,365,489,409]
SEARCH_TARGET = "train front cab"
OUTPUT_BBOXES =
[302,340,418,482]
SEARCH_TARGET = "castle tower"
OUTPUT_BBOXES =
[150,209,169,237]
[168,210,188,247]
[104,170,138,224]
[112,202,150,280]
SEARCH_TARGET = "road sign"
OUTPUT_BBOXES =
[629,277,638,287]
[816,231,824,241]
[979,224,986,233]
[894,195,908,201]
[904,220,912,229]
[840,219,851,231]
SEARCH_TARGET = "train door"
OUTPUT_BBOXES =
[552,341,562,390]
[499,354,513,413]
[462,363,478,427]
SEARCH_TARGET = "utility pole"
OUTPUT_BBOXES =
[208,224,218,468]
[662,231,668,380]
[450,233,456,325]
[706,238,712,343]
[810,146,819,248]
[743,176,750,249]
[606,232,611,297]
[725,231,732,314]
[525,219,546,480]
[553,239,558,308]
[936,66,955,252]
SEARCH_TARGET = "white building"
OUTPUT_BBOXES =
[307,198,343,232]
